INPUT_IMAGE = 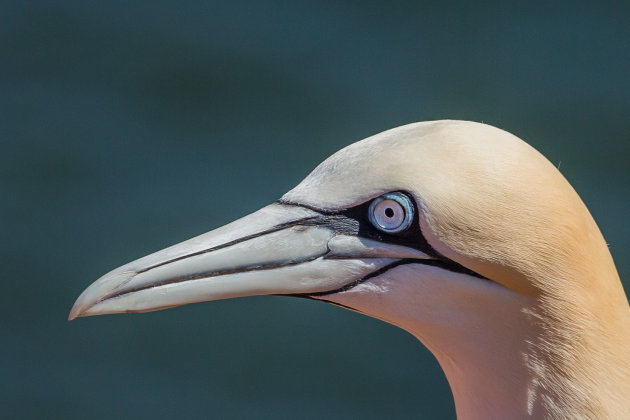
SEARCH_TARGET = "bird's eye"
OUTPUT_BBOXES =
[368,192,414,234]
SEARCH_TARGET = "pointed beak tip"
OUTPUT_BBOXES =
[68,303,84,321]
[68,293,96,321]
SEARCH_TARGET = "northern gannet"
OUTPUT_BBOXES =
[70,120,630,419]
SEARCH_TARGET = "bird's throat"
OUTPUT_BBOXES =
[322,264,613,419]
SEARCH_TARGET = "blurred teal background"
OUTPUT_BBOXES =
[1,1,628,419]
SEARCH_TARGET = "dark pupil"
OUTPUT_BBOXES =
[384,207,394,218]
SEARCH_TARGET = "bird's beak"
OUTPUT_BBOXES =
[69,203,431,320]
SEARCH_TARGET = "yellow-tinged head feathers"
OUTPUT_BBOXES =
[284,120,622,303]
[284,120,630,417]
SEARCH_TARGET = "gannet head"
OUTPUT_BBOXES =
[69,120,629,418]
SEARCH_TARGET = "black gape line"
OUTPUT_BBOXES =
[277,192,488,298]
[139,192,429,276]
[107,194,486,303]
[280,191,439,256]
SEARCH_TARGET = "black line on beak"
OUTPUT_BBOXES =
[292,257,488,298]
[136,213,321,275]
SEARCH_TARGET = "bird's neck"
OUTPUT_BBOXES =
[405,285,541,420]
[329,269,545,419]
[328,265,630,419]
[411,298,630,420]
[413,278,630,420]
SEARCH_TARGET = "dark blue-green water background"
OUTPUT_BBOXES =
[2,1,628,419]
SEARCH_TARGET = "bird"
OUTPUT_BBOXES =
[70,120,630,419]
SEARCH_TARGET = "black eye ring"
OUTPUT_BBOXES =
[367,192,414,234]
